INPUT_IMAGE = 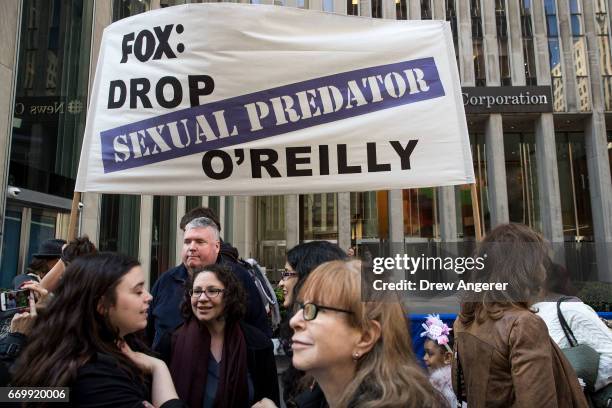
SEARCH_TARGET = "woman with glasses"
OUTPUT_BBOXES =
[278,241,347,405]
[254,259,443,408]
[156,264,279,408]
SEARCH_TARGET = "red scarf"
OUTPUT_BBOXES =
[170,319,249,408]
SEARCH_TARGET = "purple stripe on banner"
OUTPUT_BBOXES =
[101,57,444,173]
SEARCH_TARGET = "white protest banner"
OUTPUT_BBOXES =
[75,3,474,196]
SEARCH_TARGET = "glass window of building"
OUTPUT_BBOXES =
[403,188,437,239]
[372,0,382,18]
[496,0,511,85]
[10,0,94,198]
[99,0,152,261]
[455,132,491,240]
[256,196,286,282]
[300,194,338,241]
[150,196,177,284]
[99,194,140,258]
[160,0,188,7]
[185,196,202,212]
[556,132,593,240]
[471,0,486,86]
[569,0,590,112]
[347,0,359,15]
[504,133,540,231]
[521,0,537,85]
[397,0,407,20]
[0,208,22,287]
[445,0,458,65]
[350,191,386,245]
[323,0,334,12]
[223,196,234,244]
[113,0,151,20]
[595,0,612,111]
[208,196,220,217]
[457,133,491,239]
[421,0,432,20]
[545,0,565,111]
[608,131,612,174]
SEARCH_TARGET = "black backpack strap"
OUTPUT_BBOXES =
[556,296,578,347]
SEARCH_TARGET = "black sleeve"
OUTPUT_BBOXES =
[252,345,280,406]
[154,331,172,366]
[160,399,188,408]
[0,332,27,386]
[72,363,150,408]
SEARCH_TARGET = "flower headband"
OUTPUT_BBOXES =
[420,314,452,352]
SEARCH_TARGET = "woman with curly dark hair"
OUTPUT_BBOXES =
[11,252,183,408]
[156,263,279,408]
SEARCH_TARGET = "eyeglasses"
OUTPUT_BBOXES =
[298,302,353,321]
[281,270,298,280]
[189,288,225,299]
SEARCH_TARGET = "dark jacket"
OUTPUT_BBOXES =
[290,385,327,408]
[157,321,280,406]
[147,245,271,348]
[0,332,26,386]
[72,352,186,408]
[452,308,588,408]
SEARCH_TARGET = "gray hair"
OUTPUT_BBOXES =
[184,217,220,241]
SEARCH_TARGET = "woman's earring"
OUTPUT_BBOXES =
[352,352,360,360]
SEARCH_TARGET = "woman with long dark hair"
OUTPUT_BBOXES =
[277,241,347,404]
[12,252,183,408]
[156,263,279,408]
[452,223,587,407]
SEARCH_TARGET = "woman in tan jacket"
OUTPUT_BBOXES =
[452,223,587,408]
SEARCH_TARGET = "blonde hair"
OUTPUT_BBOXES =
[299,260,442,408]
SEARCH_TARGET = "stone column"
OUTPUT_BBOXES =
[506,0,526,85]
[581,0,612,280]
[485,114,509,226]
[285,195,299,250]
[175,196,186,265]
[0,0,21,259]
[139,195,154,289]
[81,0,112,243]
[535,114,564,243]
[338,193,351,252]
[556,0,578,111]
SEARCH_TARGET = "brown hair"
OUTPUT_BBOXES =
[459,223,549,326]
[181,264,246,325]
[298,260,443,408]
[180,207,221,231]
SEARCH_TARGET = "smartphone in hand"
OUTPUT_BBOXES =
[0,289,31,312]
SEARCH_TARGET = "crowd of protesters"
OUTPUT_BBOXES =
[0,214,610,407]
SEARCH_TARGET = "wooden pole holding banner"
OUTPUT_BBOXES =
[67,191,81,241]
[470,183,483,241]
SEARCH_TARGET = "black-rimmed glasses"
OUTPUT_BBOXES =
[298,302,353,321]
[189,288,225,299]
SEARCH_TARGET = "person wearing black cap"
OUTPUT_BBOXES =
[12,239,66,290]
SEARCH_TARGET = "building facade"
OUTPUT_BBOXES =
[0,0,611,290]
